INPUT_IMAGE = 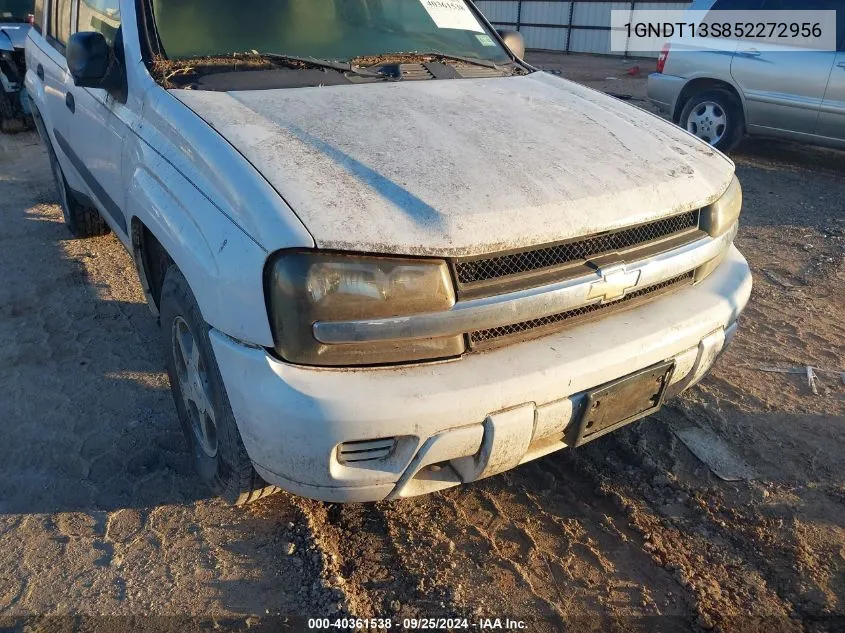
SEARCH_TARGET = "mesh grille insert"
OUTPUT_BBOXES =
[470,272,695,346]
[455,211,699,286]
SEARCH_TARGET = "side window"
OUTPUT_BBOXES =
[77,0,121,46]
[761,1,844,49]
[33,0,45,34]
[48,0,72,51]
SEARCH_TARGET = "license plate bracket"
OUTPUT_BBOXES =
[570,361,675,447]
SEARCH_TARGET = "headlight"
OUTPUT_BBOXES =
[265,251,465,366]
[701,175,742,237]
[696,175,742,282]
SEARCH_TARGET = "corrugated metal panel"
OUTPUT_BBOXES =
[520,25,569,51]
[474,0,519,24]
[572,2,629,28]
[472,0,693,56]
[520,1,572,24]
[569,25,612,54]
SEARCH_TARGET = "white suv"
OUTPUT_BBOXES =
[25,0,752,504]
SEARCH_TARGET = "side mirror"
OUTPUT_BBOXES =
[497,29,525,60]
[67,32,111,86]
[67,31,125,99]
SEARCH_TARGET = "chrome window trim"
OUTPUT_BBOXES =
[312,223,738,345]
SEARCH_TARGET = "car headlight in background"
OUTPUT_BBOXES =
[265,252,465,366]
[696,175,742,282]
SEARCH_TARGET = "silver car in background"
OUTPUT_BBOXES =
[648,0,845,152]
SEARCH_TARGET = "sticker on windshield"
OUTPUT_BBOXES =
[419,0,484,33]
[475,34,496,47]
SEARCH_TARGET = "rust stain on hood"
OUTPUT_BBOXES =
[172,73,734,257]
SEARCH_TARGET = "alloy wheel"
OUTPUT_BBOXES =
[171,316,218,458]
[686,101,727,146]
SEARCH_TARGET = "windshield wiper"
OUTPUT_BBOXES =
[351,51,505,71]
[258,53,384,78]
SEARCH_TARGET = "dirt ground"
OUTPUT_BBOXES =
[1,53,844,632]
[526,51,658,113]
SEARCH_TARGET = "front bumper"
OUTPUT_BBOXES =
[211,245,752,503]
[647,72,686,118]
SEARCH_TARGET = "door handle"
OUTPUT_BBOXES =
[36,64,44,81]
[838,61,845,69]
[65,92,75,113]
[740,48,761,57]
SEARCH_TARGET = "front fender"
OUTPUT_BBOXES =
[121,69,314,347]
[124,141,275,347]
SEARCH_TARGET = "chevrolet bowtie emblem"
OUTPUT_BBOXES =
[587,264,641,303]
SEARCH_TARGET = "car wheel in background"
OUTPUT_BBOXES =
[679,89,744,153]
[45,138,111,238]
[160,265,278,506]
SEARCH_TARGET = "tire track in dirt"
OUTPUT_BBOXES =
[401,487,565,624]
[295,496,478,621]
[317,454,698,630]
[452,489,567,619]
[503,466,688,619]
[501,457,696,629]
[568,412,835,632]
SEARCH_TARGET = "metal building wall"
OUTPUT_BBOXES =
[474,0,693,58]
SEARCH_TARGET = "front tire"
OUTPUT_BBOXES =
[160,265,278,505]
[45,138,110,238]
[679,89,744,153]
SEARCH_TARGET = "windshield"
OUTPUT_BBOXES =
[150,0,513,64]
[0,0,33,21]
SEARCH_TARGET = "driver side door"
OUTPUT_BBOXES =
[64,0,131,243]
[39,0,84,193]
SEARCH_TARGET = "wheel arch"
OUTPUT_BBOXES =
[125,159,276,348]
[131,216,171,317]
[28,97,49,145]
[673,77,745,125]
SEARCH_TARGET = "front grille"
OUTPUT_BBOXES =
[469,272,695,347]
[455,211,700,286]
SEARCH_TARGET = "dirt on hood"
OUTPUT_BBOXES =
[171,72,734,258]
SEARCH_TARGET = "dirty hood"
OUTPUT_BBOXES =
[173,73,734,257]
